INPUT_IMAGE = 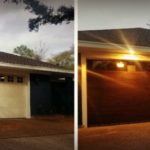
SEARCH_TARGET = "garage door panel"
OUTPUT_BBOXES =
[0,107,25,118]
[88,69,150,126]
[89,105,150,125]
[0,80,27,118]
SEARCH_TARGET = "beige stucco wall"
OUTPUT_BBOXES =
[0,68,30,118]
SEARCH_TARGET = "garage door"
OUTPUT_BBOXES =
[87,60,150,126]
[30,74,74,116]
[0,74,27,118]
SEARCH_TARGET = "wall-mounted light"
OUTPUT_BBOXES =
[116,61,125,68]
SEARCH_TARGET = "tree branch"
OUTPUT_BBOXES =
[3,0,74,31]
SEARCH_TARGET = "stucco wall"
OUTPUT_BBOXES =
[0,69,29,118]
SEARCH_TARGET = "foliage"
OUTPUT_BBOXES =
[14,42,50,61]
[13,44,74,70]
[3,0,74,31]
[49,49,74,70]
[33,42,48,61]
[13,45,35,58]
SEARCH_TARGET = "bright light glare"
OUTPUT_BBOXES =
[122,54,138,60]
[129,49,135,54]
[116,62,125,68]
[0,76,5,79]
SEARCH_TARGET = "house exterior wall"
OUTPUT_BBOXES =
[79,44,150,127]
[0,65,73,119]
[0,68,30,118]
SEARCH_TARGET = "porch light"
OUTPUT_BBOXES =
[116,62,125,68]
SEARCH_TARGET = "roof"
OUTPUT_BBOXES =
[0,51,72,74]
[78,28,150,47]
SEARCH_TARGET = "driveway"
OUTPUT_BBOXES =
[0,134,73,150]
[0,115,73,138]
[0,115,74,150]
[79,122,150,150]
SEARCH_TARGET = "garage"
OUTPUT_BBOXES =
[30,74,74,116]
[87,60,150,126]
[0,51,73,119]
[79,28,150,127]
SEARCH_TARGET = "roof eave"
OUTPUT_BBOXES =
[79,40,150,55]
[0,62,74,75]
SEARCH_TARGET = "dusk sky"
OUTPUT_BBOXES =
[79,0,150,30]
[0,0,74,57]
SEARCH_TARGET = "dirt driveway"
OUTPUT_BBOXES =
[79,122,150,150]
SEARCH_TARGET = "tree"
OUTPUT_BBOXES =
[33,42,48,61]
[3,0,74,31]
[49,49,74,70]
[14,45,74,70]
[13,44,47,60]
[13,45,35,58]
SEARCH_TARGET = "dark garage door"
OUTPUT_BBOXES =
[30,74,74,116]
[30,74,52,115]
[87,60,150,126]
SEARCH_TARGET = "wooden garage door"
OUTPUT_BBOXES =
[87,60,150,126]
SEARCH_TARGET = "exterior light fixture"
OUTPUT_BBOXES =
[116,62,125,68]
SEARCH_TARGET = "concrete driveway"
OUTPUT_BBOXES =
[79,122,150,150]
[0,134,73,150]
[0,115,73,138]
[0,116,74,150]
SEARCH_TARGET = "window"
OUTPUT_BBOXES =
[7,76,14,82]
[0,74,5,82]
[17,76,23,83]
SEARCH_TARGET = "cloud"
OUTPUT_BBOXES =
[0,0,74,57]
[79,0,150,30]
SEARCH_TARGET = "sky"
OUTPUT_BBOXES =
[78,0,150,30]
[0,0,74,57]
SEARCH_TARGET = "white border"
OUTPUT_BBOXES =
[74,0,78,149]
